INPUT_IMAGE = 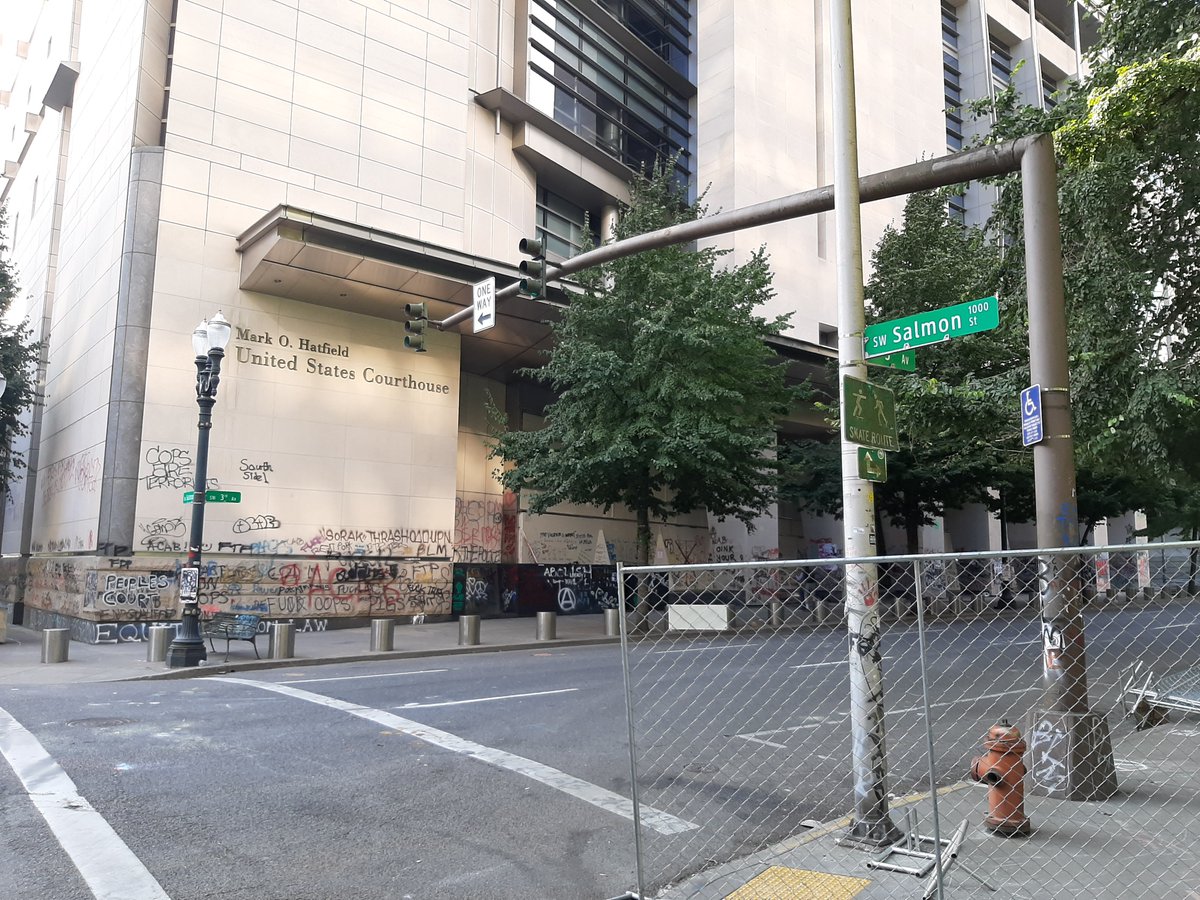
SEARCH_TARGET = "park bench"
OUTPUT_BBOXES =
[202,612,262,661]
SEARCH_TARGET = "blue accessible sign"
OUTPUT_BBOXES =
[1021,384,1044,447]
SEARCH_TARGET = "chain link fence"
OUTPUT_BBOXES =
[616,541,1200,899]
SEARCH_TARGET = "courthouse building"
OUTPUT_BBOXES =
[0,0,1108,638]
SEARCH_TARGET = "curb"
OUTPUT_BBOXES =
[122,635,622,681]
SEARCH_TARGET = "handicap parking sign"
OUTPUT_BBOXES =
[1021,384,1044,447]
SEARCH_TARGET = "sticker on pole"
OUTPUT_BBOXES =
[1021,384,1044,447]
[472,277,496,333]
[179,566,199,601]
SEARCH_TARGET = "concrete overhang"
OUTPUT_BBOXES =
[235,205,563,381]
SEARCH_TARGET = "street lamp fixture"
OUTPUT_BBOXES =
[166,312,232,668]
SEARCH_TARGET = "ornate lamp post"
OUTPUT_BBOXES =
[167,312,232,668]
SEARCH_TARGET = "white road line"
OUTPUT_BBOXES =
[731,687,1042,746]
[1153,623,1198,630]
[282,668,448,684]
[887,686,1040,717]
[737,735,789,749]
[215,677,697,836]
[789,656,893,669]
[789,661,845,669]
[0,706,171,900]
[396,688,578,709]
[653,643,762,654]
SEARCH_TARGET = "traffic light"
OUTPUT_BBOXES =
[518,237,547,298]
[403,301,427,352]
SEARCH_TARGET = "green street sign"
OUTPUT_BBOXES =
[183,490,242,504]
[843,375,899,452]
[866,349,916,372]
[858,447,887,482]
[865,295,999,358]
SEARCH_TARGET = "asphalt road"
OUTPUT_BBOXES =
[2,598,1197,900]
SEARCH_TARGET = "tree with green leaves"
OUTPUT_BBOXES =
[976,0,1200,540]
[0,205,41,493]
[783,189,1013,553]
[490,164,798,564]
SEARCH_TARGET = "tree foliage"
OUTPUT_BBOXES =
[490,164,799,564]
[0,205,41,493]
[977,0,1200,537]
[783,190,1013,552]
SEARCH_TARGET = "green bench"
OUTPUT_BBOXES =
[202,613,262,661]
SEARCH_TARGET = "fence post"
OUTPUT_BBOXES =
[914,560,947,899]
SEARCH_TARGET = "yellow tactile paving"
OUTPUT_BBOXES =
[725,865,872,899]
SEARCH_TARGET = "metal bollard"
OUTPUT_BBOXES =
[458,614,480,646]
[41,628,70,664]
[769,599,784,628]
[147,624,173,662]
[269,622,295,659]
[370,618,395,652]
[536,610,557,641]
[604,607,620,636]
[814,601,830,625]
[0,608,7,643]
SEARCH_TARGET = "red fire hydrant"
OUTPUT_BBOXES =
[969,719,1032,836]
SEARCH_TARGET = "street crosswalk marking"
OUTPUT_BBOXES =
[0,705,171,900]
[216,677,699,835]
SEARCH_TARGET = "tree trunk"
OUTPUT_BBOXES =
[905,499,920,555]
[636,505,651,566]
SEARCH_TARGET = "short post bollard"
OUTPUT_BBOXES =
[41,628,70,664]
[458,614,480,646]
[536,610,557,641]
[814,601,830,625]
[370,618,395,652]
[0,608,7,643]
[769,599,784,628]
[604,607,620,637]
[147,624,174,662]
[269,621,295,659]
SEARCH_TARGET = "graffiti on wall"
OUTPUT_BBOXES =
[452,564,617,617]
[41,449,103,502]
[454,494,504,562]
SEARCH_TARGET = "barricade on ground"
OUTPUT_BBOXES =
[616,541,1200,899]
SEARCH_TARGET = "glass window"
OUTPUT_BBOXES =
[1042,74,1058,109]
[536,186,599,260]
[990,36,1013,91]
[942,3,963,152]
[528,0,694,182]
[595,0,690,76]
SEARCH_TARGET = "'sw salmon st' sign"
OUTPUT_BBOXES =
[865,296,999,358]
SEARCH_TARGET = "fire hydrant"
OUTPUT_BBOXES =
[969,719,1032,836]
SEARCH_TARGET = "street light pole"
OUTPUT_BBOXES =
[166,312,232,668]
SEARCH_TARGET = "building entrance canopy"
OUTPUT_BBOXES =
[236,206,558,381]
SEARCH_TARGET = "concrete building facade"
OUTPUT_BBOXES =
[0,0,1099,639]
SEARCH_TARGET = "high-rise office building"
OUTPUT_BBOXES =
[0,1,1100,638]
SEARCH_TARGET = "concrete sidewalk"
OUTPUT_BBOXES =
[659,725,1200,900]
[0,614,618,685]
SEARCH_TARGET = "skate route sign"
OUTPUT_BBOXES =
[865,295,999,358]
[858,447,887,483]
[843,375,899,452]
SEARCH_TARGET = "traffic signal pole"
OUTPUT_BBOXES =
[829,0,900,848]
[1022,135,1117,800]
